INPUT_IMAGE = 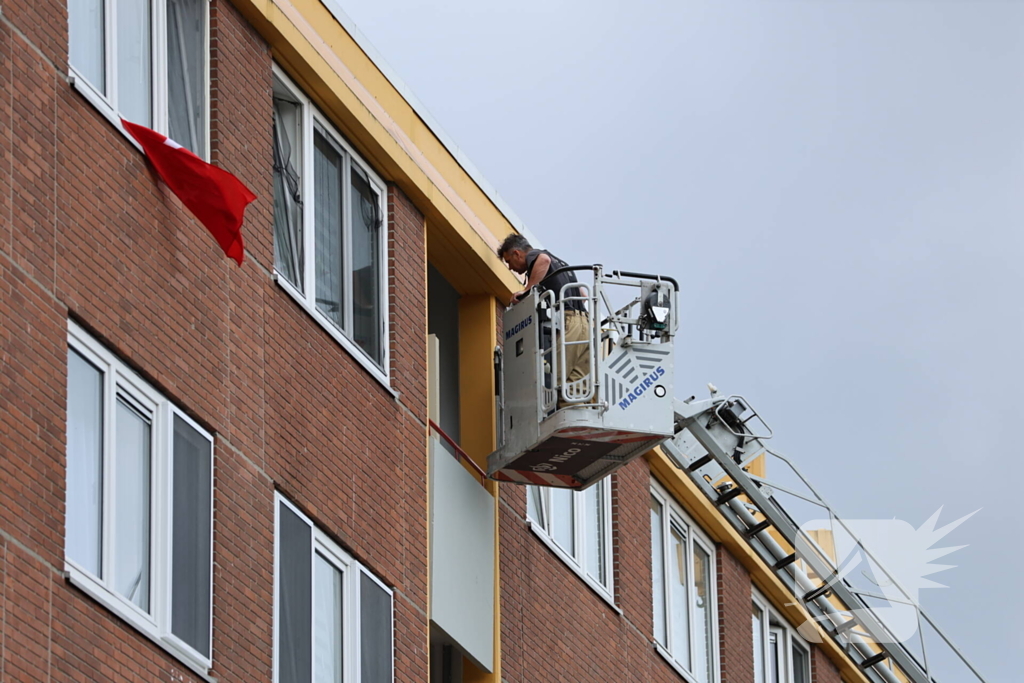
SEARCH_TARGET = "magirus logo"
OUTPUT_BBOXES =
[617,366,666,410]
[504,315,533,340]
[792,507,978,644]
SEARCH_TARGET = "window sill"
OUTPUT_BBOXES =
[273,272,397,397]
[69,70,145,154]
[68,69,211,162]
[654,642,705,683]
[65,564,215,682]
[526,519,621,615]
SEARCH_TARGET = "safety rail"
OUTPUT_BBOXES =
[534,264,678,413]
[429,420,489,487]
[557,280,598,404]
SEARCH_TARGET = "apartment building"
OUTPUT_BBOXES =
[0,1,983,683]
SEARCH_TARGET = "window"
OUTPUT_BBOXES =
[275,495,394,683]
[650,481,717,683]
[67,0,209,156]
[526,478,613,599]
[272,66,389,379]
[65,321,213,674]
[753,590,811,683]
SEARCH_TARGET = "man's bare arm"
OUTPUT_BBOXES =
[511,252,551,305]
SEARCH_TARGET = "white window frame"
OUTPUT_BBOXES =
[273,493,395,683]
[271,64,392,388]
[650,479,720,683]
[65,320,214,677]
[67,0,211,158]
[752,588,811,683]
[525,478,615,606]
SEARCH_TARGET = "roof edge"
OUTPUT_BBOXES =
[318,0,544,251]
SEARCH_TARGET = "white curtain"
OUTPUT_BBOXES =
[670,525,691,667]
[116,0,151,125]
[113,399,152,611]
[584,482,606,585]
[551,488,574,555]
[651,497,667,645]
[66,350,104,576]
[167,0,205,155]
[273,98,303,289]
[314,555,344,683]
[693,545,712,683]
[68,0,105,92]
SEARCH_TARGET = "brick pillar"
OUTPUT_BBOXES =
[811,644,843,683]
[718,546,754,683]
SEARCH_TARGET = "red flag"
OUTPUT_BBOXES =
[121,119,256,266]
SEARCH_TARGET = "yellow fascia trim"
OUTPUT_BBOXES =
[232,0,521,297]
[646,447,873,683]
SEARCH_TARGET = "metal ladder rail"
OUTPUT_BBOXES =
[663,439,903,683]
[758,446,991,683]
[670,400,934,683]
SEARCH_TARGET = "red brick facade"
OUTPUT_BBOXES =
[1,0,429,680]
[1,1,847,682]
[812,644,844,683]
[718,546,755,683]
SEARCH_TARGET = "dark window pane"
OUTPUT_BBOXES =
[350,167,382,364]
[360,572,392,683]
[171,415,212,656]
[793,644,809,683]
[280,504,312,683]
[314,131,345,328]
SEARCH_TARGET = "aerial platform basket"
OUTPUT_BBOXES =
[487,266,678,490]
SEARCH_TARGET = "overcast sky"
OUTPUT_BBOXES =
[335,0,1019,679]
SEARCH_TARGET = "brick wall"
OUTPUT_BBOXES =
[718,547,755,683]
[0,1,429,680]
[497,456,762,683]
[811,644,844,683]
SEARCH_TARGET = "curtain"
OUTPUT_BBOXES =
[584,483,606,585]
[651,497,667,646]
[273,98,303,289]
[69,0,105,92]
[116,0,151,126]
[314,554,343,683]
[670,525,690,667]
[113,399,152,611]
[693,545,712,683]
[167,0,206,155]
[66,350,104,576]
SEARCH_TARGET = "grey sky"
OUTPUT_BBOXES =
[336,0,1020,679]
